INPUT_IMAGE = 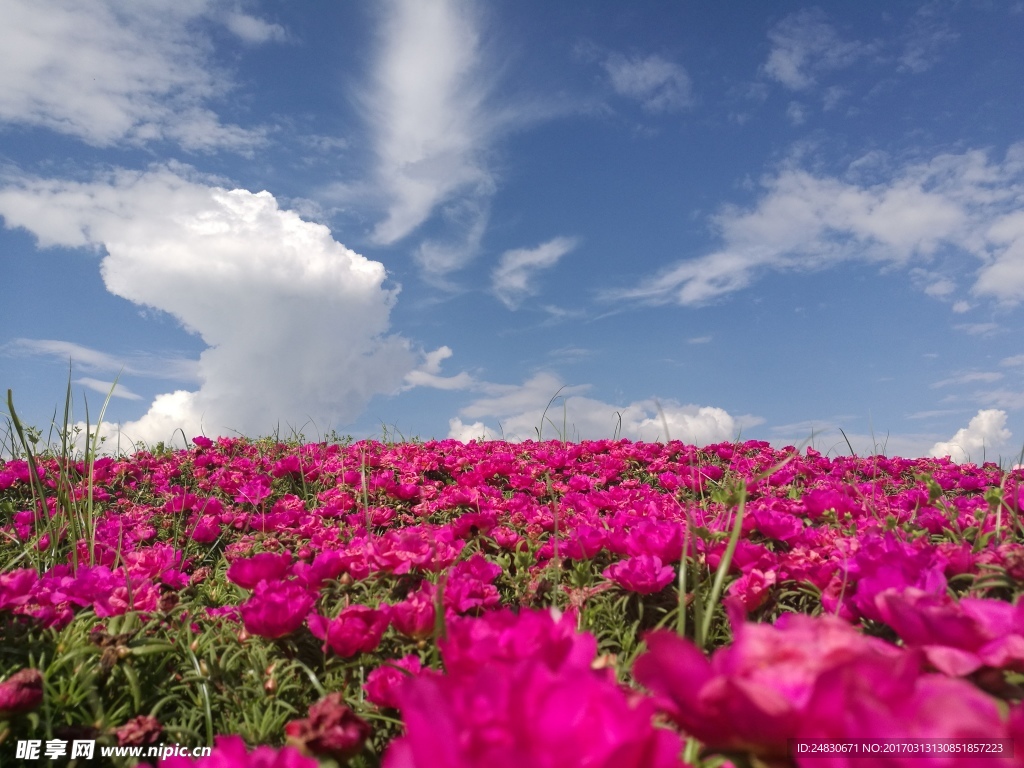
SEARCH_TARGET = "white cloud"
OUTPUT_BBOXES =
[786,101,807,125]
[899,2,959,74]
[2,338,200,381]
[930,371,1004,388]
[364,0,497,252]
[605,145,1024,307]
[0,166,422,444]
[768,418,968,460]
[0,0,269,151]
[448,418,501,442]
[446,371,755,444]
[1000,354,1024,368]
[763,8,871,91]
[603,53,693,113]
[492,236,578,309]
[954,322,1001,337]
[223,10,287,44]
[402,346,476,391]
[976,390,1024,411]
[929,409,1012,463]
[74,377,143,401]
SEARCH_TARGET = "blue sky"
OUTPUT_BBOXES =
[2,1,1024,462]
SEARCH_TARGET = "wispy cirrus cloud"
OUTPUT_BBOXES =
[0,0,276,152]
[74,377,143,401]
[762,8,873,91]
[603,144,1024,308]
[492,236,579,309]
[603,53,693,113]
[2,337,200,382]
[363,0,496,265]
[359,0,565,283]
[898,1,959,73]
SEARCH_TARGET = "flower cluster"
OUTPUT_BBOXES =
[2,435,1024,767]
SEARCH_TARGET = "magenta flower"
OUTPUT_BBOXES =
[444,554,503,614]
[603,554,675,595]
[234,475,273,505]
[390,583,437,640]
[0,668,43,718]
[159,734,318,767]
[93,579,162,618]
[440,608,596,676]
[365,655,425,709]
[726,568,777,613]
[0,568,38,612]
[875,588,1024,676]
[227,552,293,590]
[239,580,315,639]
[625,519,684,563]
[563,523,608,560]
[634,612,905,757]
[284,693,371,762]
[383,656,683,768]
[797,654,1017,766]
[308,605,390,657]
[822,532,948,622]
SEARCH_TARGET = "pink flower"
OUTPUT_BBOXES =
[875,588,1024,676]
[0,668,43,718]
[159,734,318,767]
[625,519,684,562]
[727,568,777,613]
[365,655,424,709]
[308,605,390,657]
[383,656,683,768]
[234,475,273,505]
[603,554,675,595]
[284,693,372,762]
[227,552,292,590]
[440,608,595,676]
[444,554,502,614]
[798,655,1017,767]
[115,714,162,746]
[0,568,38,612]
[94,578,162,618]
[823,532,947,622]
[634,612,905,758]
[239,580,316,639]
[390,583,437,640]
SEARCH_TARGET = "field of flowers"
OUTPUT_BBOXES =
[2,424,1024,766]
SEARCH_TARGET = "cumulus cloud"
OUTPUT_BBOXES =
[604,144,1024,307]
[763,8,872,90]
[0,0,272,151]
[929,409,1012,463]
[603,53,693,113]
[446,371,756,444]
[492,236,578,309]
[0,166,425,444]
[768,419,947,459]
